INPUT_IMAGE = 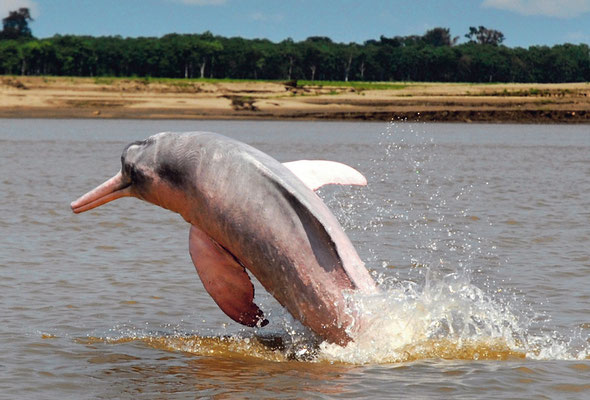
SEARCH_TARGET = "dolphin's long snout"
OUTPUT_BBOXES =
[71,171,132,213]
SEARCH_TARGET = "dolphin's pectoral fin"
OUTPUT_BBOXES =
[189,225,268,328]
[283,160,367,191]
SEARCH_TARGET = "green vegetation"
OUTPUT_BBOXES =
[297,81,408,90]
[86,75,409,90]
[0,8,33,40]
[1,8,589,83]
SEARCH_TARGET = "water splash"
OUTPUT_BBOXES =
[318,276,589,363]
[318,278,523,364]
[318,119,589,364]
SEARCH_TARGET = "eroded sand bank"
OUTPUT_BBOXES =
[1,76,589,123]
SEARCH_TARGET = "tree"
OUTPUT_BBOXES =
[465,26,505,46]
[279,38,300,80]
[422,27,458,47]
[196,33,223,79]
[3,24,589,83]
[52,35,97,76]
[0,40,20,73]
[20,40,55,75]
[301,37,335,81]
[337,43,359,81]
[1,8,33,40]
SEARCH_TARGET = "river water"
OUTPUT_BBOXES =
[1,119,589,399]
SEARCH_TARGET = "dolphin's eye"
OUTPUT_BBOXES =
[129,165,150,186]
[122,160,132,177]
[123,162,139,182]
[130,166,139,182]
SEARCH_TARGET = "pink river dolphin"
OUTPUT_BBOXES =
[71,132,378,345]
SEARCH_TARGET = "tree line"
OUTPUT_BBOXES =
[1,8,589,83]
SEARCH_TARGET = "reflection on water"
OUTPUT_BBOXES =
[84,332,526,363]
[91,343,362,399]
[1,119,589,398]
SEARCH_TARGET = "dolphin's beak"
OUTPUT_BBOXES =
[71,171,132,213]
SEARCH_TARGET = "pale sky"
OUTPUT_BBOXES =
[2,0,590,47]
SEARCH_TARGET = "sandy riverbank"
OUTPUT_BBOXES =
[1,76,589,123]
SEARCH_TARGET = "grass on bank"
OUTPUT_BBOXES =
[90,76,409,90]
[297,80,408,90]
[6,75,587,99]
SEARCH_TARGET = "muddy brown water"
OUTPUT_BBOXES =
[1,119,589,399]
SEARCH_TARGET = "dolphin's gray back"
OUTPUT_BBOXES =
[184,133,352,265]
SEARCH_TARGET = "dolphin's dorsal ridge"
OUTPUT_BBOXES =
[189,225,267,328]
[282,160,367,191]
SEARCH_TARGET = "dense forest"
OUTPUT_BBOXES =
[1,8,589,83]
